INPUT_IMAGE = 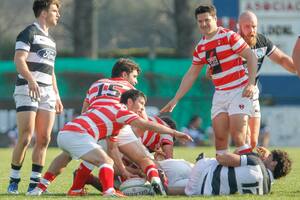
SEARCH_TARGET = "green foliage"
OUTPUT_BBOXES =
[0,147,299,199]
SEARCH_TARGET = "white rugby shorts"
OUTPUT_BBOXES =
[14,85,56,112]
[211,86,252,119]
[57,131,101,160]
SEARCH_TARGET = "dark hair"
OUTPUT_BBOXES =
[33,0,60,18]
[194,4,217,19]
[271,150,292,179]
[160,116,177,130]
[120,89,146,104]
[111,58,141,78]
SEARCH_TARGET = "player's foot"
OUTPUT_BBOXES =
[67,188,88,196]
[103,189,127,197]
[7,181,19,194]
[26,187,43,196]
[151,177,166,196]
[27,178,40,193]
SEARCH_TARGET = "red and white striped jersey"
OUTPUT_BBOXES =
[193,27,249,91]
[84,78,135,108]
[60,104,139,141]
[141,116,173,152]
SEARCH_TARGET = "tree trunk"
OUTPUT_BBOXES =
[73,0,98,58]
[174,0,194,58]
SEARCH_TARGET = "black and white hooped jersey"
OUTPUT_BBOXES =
[15,22,56,87]
[185,154,274,196]
[243,33,276,83]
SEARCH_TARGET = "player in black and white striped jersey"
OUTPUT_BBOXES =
[185,147,292,196]
[237,11,297,149]
[8,0,63,195]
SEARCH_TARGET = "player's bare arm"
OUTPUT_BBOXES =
[292,38,300,76]
[269,48,297,74]
[14,50,40,100]
[238,47,257,98]
[160,64,203,113]
[216,152,241,167]
[130,118,193,144]
[106,138,137,179]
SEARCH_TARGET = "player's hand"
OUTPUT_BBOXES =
[160,98,178,113]
[154,149,166,160]
[242,83,255,98]
[121,170,139,179]
[173,131,193,144]
[256,146,270,161]
[206,66,213,80]
[28,79,40,101]
[55,98,64,114]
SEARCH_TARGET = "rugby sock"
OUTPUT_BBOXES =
[37,172,56,191]
[9,164,21,182]
[144,164,160,182]
[70,162,93,190]
[237,144,252,154]
[216,149,229,156]
[98,164,114,193]
[29,164,43,188]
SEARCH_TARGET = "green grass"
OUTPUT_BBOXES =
[0,147,299,199]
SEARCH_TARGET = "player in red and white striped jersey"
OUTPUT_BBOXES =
[81,58,140,112]
[161,5,257,156]
[141,116,176,159]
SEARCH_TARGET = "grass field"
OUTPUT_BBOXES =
[0,147,299,200]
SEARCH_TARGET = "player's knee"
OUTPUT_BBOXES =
[36,135,51,147]
[94,156,114,167]
[17,136,32,148]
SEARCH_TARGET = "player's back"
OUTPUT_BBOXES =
[141,116,173,151]
[61,104,139,141]
[85,78,135,108]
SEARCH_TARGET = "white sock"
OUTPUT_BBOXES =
[10,169,21,179]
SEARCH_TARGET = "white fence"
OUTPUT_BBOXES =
[0,109,75,134]
[261,106,300,146]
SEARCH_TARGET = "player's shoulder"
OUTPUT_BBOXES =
[256,33,272,45]
[17,24,36,39]
[219,26,237,36]
[22,23,37,33]
[244,152,262,166]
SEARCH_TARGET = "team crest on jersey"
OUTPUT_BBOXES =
[37,48,56,61]
[253,47,267,59]
[239,104,245,110]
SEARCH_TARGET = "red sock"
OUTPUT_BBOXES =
[70,163,92,190]
[237,144,252,155]
[144,164,159,182]
[38,172,56,191]
[98,164,114,193]
[85,173,96,184]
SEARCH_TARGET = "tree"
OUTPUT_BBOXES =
[73,0,99,58]
[173,0,194,57]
